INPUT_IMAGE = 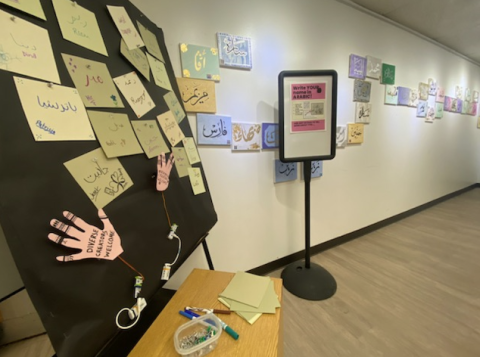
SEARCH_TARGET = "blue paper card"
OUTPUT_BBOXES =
[275,160,297,183]
[217,32,252,69]
[197,114,231,146]
[348,54,366,79]
[262,123,279,149]
[311,161,323,178]
[397,86,411,106]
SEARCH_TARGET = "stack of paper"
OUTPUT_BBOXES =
[218,272,281,324]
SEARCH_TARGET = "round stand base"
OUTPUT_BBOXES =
[281,261,337,301]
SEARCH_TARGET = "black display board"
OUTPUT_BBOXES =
[0,1,217,356]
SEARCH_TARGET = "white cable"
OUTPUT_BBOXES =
[168,234,181,266]
[116,307,141,330]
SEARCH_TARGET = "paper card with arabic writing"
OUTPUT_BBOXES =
[188,167,206,195]
[107,6,144,50]
[0,0,45,20]
[120,39,150,80]
[436,87,445,103]
[231,123,261,151]
[418,82,429,100]
[0,9,60,83]
[355,103,371,123]
[353,79,371,102]
[443,96,453,111]
[473,91,479,103]
[177,77,216,113]
[87,111,142,158]
[408,88,419,107]
[64,147,133,209]
[435,102,444,119]
[336,126,347,148]
[182,137,201,165]
[172,147,191,178]
[347,123,364,144]
[137,20,164,62]
[146,53,172,91]
[157,110,185,147]
[455,86,463,100]
[61,53,124,108]
[180,43,220,81]
[14,76,94,141]
[217,32,252,69]
[397,86,410,106]
[262,123,279,149]
[428,78,437,96]
[385,85,398,105]
[113,71,155,118]
[51,0,107,56]
[456,99,463,113]
[274,160,297,183]
[303,161,323,179]
[416,100,427,118]
[380,63,395,85]
[366,55,381,79]
[348,54,366,79]
[471,103,478,116]
[425,106,435,123]
[462,100,470,115]
[197,114,231,146]
[465,88,472,102]
[164,91,186,123]
[131,120,170,159]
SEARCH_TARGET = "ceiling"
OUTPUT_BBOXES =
[339,0,480,66]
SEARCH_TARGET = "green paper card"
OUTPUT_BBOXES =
[172,147,191,178]
[137,20,164,62]
[147,53,172,91]
[180,43,220,81]
[220,272,270,308]
[62,53,124,108]
[131,120,170,159]
[120,39,150,81]
[64,147,133,209]
[164,91,186,123]
[188,167,206,195]
[0,0,46,20]
[182,137,201,165]
[87,111,142,158]
[381,63,395,85]
[157,110,185,147]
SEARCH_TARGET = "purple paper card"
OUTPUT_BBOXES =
[456,99,463,113]
[262,123,279,149]
[348,54,366,79]
[397,86,410,106]
[444,97,452,111]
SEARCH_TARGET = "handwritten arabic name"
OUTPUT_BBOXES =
[37,96,78,113]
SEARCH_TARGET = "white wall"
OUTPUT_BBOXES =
[131,0,480,288]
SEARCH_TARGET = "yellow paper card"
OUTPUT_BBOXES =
[113,71,155,118]
[52,0,108,56]
[172,147,191,178]
[64,148,133,209]
[62,53,124,108]
[107,6,144,50]
[14,76,95,141]
[87,111,143,158]
[157,110,185,147]
[120,39,150,81]
[0,0,46,20]
[182,137,201,165]
[137,20,164,62]
[187,167,206,195]
[0,9,59,83]
[177,77,216,113]
[163,91,186,123]
[146,53,172,91]
[131,120,170,159]
[347,123,364,144]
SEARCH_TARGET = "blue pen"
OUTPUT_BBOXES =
[184,309,201,318]
[179,310,196,320]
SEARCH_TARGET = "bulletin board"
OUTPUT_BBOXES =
[279,70,338,162]
[0,1,217,357]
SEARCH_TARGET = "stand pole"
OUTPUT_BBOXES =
[281,161,337,301]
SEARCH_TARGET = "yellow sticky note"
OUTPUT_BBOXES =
[87,111,143,158]
[62,53,124,108]
[120,39,150,81]
[187,167,206,195]
[157,111,185,147]
[182,137,201,165]
[0,9,59,83]
[113,71,155,118]
[172,147,191,178]
[0,0,46,20]
[131,120,170,159]
[137,20,164,62]
[52,0,108,56]
[107,6,144,50]
[14,76,95,141]
[163,91,186,123]
[64,148,133,209]
[147,53,172,91]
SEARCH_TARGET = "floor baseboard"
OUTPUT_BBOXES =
[248,183,480,276]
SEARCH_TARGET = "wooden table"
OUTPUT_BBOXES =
[129,269,283,357]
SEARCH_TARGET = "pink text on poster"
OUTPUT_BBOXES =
[291,83,326,100]
[292,120,325,132]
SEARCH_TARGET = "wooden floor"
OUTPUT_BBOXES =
[1,188,479,357]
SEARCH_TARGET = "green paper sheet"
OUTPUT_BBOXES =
[172,147,190,178]
[228,280,279,314]
[131,120,170,159]
[137,20,164,62]
[120,39,150,81]
[219,271,270,308]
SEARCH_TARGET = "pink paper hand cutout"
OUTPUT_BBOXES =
[156,152,175,191]
[48,209,124,262]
